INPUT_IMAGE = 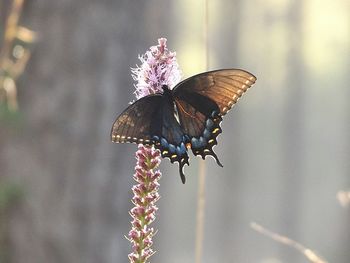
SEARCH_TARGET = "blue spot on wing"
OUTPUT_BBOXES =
[206,119,214,129]
[189,111,223,167]
[176,143,186,155]
[161,138,168,148]
[203,128,211,139]
[168,144,176,153]
[152,135,189,184]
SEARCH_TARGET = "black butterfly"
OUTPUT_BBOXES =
[111,69,256,183]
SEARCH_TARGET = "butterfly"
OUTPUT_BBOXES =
[111,69,256,183]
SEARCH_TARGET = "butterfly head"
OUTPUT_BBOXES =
[161,84,170,92]
[161,85,173,98]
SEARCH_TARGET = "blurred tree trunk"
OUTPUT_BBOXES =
[343,19,350,259]
[1,1,151,262]
[279,0,305,261]
[345,5,350,256]
[210,0,243,261]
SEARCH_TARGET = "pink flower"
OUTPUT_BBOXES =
[131,38,181,99]
[128,145,161,263]
[127,38,181,263]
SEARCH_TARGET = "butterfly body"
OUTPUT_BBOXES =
[111,69,256,183]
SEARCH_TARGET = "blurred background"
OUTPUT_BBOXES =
[0,0,349,262]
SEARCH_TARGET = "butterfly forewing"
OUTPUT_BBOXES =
[173,69,256,116]
[110,95,162,145]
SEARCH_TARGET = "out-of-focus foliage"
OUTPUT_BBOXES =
[0,181,23,263]
[0,182,23,212]
[0,0,36,111]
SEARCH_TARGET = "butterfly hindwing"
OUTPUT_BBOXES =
[151,90,190,183]
[174,96,223,166]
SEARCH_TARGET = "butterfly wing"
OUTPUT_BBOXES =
[174,69,256,116]
[110,95,162,145]
[111,92,190,183]
[174,94,223,166]
[173,69,256,163]
[111,69,256,183]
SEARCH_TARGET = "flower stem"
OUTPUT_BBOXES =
[195,1,210,262]
[128,145,161,263]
